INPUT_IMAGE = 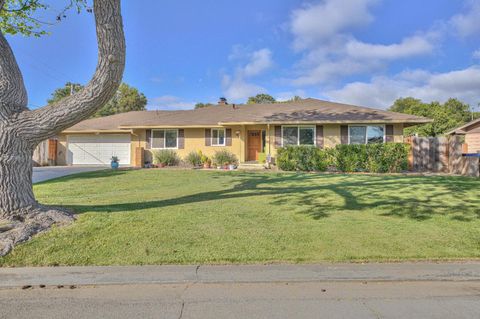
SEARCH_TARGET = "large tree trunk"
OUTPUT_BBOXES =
[0,0,126,256]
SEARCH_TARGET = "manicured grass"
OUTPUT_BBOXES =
[1,169,480,266]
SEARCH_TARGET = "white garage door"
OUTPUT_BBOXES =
[67,134,131,165]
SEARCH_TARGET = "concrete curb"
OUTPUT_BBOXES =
[1,262,480,288]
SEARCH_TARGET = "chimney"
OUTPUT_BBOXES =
[218,97,228,105]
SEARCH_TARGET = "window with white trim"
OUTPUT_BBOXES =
[151,129,178,149]
[211,128,226,146]
[349,125,385,145]
[282,126,315,146]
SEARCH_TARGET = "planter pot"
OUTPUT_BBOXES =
[159,163,167,168]
[203,163,211,169]
[111,161,119,170]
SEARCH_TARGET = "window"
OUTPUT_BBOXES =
[282,126,315,146]
[212,128,225,146]
[151,129,178,149]
[349,125,384,144]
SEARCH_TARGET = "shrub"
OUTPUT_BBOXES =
[185,151,203,167]
[212,149,238,166]
[276,143,409,173]
[277,146,329,172]
[152,150,180,166]
[335,144,367,172]
[335,143,409,173]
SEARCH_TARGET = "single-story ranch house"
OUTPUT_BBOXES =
[56,98,431,166]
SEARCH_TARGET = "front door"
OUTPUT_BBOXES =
[247,130,262,161]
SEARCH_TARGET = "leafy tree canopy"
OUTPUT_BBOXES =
[48,82,147,117]
[194,102,214,109]
[0,0,88,37]
[389,97,473,137]
[247,94,276,104]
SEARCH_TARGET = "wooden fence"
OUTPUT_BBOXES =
[406,136,479,177]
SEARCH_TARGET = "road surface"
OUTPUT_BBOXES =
[1,281,479,319]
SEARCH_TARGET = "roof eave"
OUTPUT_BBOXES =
[218,119,433,126]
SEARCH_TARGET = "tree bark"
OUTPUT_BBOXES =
[0,0,126,256]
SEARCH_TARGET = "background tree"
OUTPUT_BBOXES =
[247,93,276,104]
[47,82,84,104]
[194,102,214,109]
[95,83,147,117]
[389,97,472,136]
[48,82,147,117]
[283,95,302,103]
[0,0,125,256]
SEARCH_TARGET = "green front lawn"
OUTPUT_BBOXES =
[1,170,480,266]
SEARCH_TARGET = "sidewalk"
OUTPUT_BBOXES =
[1,261,479,288]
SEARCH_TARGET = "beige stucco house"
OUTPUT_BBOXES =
[55,98,431,166]
[447,118,480,153]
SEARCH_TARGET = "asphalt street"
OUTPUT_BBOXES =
[0,281,479,319]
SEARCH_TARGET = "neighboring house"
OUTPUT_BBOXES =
[447,118,480,153]
[56,98,431,166]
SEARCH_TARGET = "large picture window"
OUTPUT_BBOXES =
[151,129,178,149]
[282,126,315,146]
[349,125,385,144]
[211,128,226,146]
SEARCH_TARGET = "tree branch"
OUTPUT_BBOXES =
[0,30,29,119]
[18,0,126,141]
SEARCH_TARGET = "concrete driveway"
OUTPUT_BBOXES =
[32,166,108,183]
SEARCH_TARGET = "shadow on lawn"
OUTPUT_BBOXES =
[59,171,480,222]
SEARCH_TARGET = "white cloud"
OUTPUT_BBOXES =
[222,47,273,101]
[325,66,480,108]
[243,49,273,77]
[222,75,266,101]
[291,0,378,50]
[473,49,480,59]
[147,95,196,110]
[345,34,435,60]
[288,1,438,86]
[450,0,480,38]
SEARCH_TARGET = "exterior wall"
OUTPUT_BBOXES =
[465,133,480,153]
[145,126,244,163]
[57,134,68,166]
[393,123,404,143]
[323,124,341,148]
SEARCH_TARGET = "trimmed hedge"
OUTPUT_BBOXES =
[277,143,409,173]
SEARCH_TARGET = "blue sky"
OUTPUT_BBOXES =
[6,0,480,110]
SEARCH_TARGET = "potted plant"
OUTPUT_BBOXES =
[110,156,120,169]
[212,150,238,171]
[203,156,211,169]
[186,151,203,168]
[153,150,180,168]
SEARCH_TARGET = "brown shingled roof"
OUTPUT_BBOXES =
[64,98,431,132]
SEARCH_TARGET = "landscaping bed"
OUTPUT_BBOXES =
[1,170,479,266]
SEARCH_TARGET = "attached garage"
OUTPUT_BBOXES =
[67,134,131,165]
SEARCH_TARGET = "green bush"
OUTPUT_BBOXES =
[212,149,238,166]
[335,144,367,172]
[335,143,409,173]
[185,151,203,167]
[277,146,329,172]
[153,150,180,166]
[277,143,409,173]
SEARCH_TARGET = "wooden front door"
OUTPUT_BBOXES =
[247,130,262,161]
